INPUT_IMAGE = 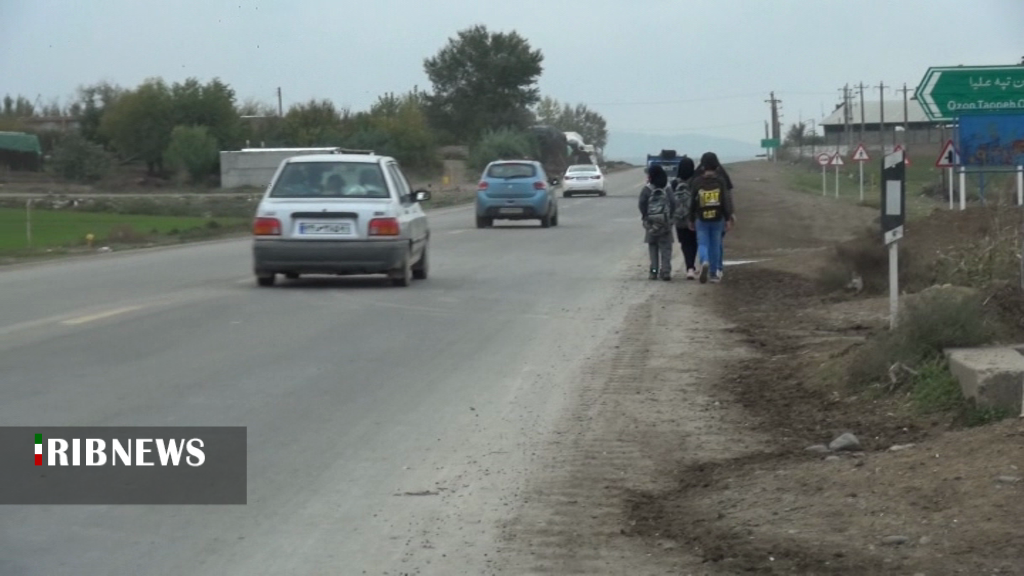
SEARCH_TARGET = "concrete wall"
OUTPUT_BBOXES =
[220,149,336,189]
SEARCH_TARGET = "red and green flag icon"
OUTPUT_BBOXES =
[35,433,42,466]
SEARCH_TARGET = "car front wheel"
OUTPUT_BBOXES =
[256,273,275,287]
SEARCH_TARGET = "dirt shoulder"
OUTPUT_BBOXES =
[494,160,1024,575]
[629,161,1024,574]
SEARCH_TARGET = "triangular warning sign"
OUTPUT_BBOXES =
[851,144,870,161]
[829,152,844,166]
[935,139,960,167]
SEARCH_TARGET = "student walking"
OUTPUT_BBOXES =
[671,155,698,279]
[695,152,734,275]
[639,164,677,280]
[688,152,735,284]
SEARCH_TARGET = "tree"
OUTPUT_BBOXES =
[533,97,608,149]
[74,82,125,147]
[164,125,219,184]
[282,99,346,146]
[423,25,543,143]
[469,127,538,170]
[99,78,175,174]
[169,77,240,149]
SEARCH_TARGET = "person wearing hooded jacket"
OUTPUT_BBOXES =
[695,151,734,275]
[688,152,736,283]
[639,164,677,280]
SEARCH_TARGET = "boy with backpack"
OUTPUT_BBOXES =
[687,152,735,284]
[639,164,677,281]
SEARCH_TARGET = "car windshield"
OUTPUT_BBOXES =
[269,161,389,198]
[567,164,598,174]
[487,163,536,179]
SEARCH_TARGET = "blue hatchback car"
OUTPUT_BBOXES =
[475,160,560,228]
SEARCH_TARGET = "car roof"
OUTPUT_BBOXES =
[285,154,384,164]
[488,159,539,165]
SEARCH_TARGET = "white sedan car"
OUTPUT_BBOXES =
[561,164,606,197]
[251,151,431,287]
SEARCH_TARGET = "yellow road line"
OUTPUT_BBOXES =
[60,305,146,326]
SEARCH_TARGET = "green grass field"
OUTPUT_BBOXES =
[786,156,953,220]
[0,208,248,254]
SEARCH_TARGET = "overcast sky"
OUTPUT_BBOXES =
[1,0,1022,145]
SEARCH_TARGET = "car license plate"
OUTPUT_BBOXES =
[298,222,352,235]
[499,207,524,214]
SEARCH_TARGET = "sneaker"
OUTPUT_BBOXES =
[710,275,721,284]
[698,262,709,284]
[661,274,671,281]
[686,269,696,280]
[649,269,658,280]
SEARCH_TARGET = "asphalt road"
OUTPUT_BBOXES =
[0,168,655,576]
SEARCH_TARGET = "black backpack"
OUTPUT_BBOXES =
[696,179,724,222]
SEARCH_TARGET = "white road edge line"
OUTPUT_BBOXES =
[60,305,147,326]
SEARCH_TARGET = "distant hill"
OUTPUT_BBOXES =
[603,131,763,165]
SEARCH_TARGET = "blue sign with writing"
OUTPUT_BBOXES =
[958,113,1024,167]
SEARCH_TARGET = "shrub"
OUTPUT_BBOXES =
[164,125,219,184]
[50,132,114,183]
[849,287,999,387]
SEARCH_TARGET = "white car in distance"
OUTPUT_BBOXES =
[561,164,606,197]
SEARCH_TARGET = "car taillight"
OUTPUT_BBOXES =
[253,217,281,236]
[369,217,400,236]
[592,175,602,180]
[533,181,546,190]
[478,181,489,190]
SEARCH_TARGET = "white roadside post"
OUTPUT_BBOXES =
[882,149,906,330]
[26,199,32,248]
[1017,165,1023,206]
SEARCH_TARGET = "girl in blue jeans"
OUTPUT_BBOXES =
[687,152,736,283]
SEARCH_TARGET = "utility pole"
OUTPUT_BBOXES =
[810,118,817,158]
[277,87,283,117]
[858,82,866,144]
[899,82,912,147]
[876,81,887,151]
[765,92,782,161]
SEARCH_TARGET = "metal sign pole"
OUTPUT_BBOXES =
[822,165,826,196]
[1017,166,1023,206]
[835,164,840,198]
[859,161,864,202]
[948,167,954,210]
[959,167,967,210]
[889,241,899,329]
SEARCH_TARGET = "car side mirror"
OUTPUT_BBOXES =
[413,189,431,202]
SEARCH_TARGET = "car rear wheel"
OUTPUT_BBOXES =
[475,216,491,229]
[540,211,552,228]
[551,210,559,226]
[412,244,428,280]
[563,191,572,198]
[284,272,300,280]
[391,251,413,287]
[256,273,275,287]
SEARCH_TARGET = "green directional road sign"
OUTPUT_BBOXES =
[760,138,780,149]
[915,65,1024,121]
